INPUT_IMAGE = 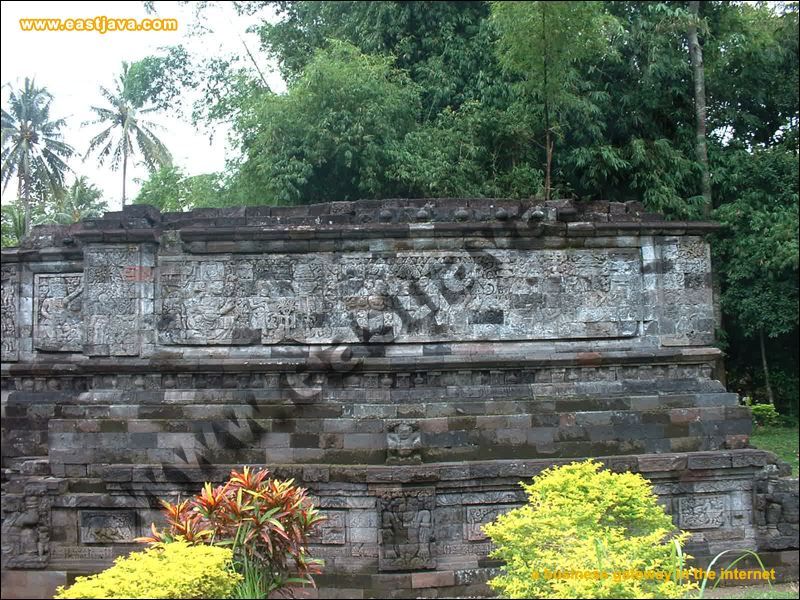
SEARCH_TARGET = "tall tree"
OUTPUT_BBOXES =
[258,1,501,116]
[705,1,799,409]
[687,1,712,216]
[84,62,172,206]
[1,78,74,234]
[491,1,617,200]
[234,42,420,204]
[713,141,798,406]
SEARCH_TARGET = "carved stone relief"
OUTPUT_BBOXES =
[378,487,436,571]
[678,495,727,529]
[309,510,346,545]
[1,488,50,569]
[79,510,137,544]
[386,422,422,465]
[1,264,19,360]
[50,546,113,561]
[33,274,83,352]
[157,249,644,345]
[84,246,143,356]
[465,504,521,541]
[660,237,715,346]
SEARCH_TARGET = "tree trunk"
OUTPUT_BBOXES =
[542,6,551,201]
[688,0,712,217]
[122,142,128,207]
[759,329,775,405]
[689,1,727,387]
[545,129,553,202]
[20,174,31,236]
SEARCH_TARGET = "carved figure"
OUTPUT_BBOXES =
[386,422,422,465]
[379,489,435,571]
[35,275,83,351]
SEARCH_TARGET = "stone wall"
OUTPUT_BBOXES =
[1,199,797,597]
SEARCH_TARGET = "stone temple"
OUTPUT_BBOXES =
[1,199,797,597]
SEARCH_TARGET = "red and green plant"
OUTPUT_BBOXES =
[137,466,325,597]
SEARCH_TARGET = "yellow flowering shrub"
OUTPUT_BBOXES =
[482,459,697,599]
[54,539,241,599]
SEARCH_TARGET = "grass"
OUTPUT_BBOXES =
[716,592,798,599]
[749,424,799,475]
[700,582,799,598]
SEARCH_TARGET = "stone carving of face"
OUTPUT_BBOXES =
[387,422,421,465]
[394,423,415,455]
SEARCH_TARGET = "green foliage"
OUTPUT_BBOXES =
[53,539,241,599]
[1,201,26,247]
[139,466,325,597]
[2,183,69,246]
[559,1,702,213]
[491,1,619,198]
[750,425,800,476]
[483,459,696,599]
[712,141,799,339]
[705,2,799,147]
[258,1,502,114]
[41,176,107,225]
[491,1,616,105]
[183,0,728,211]
[390,101,543,198]
[126,47,194,116]
[234,42,420,203]
[727,337,799,416]
[768,368,800,418]
[134,165,187,212]
[749,403,782,427]
[134,165,223,212]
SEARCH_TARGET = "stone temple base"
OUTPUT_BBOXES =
[2,451,797,598]
[2,200,798,596]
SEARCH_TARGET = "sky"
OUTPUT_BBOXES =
[0,0,286,210]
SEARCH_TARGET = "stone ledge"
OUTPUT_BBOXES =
[1,198,722,254]
[88,449,781,486]
[1,347,725,377]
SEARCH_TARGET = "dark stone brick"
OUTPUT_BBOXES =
[290,433,320,448]
[129,432,158,448]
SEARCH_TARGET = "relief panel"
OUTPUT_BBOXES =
[33,274,83,352]
[678,495,727,529]
[156,249,644,345]
[83,245,145,356]
[1,264,19,360]
[378,487,436,571]
[79,510,137,544]
[0,488,50,569]
[465,504,521,541]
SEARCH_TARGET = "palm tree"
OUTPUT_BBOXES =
[84,62,171,206]
[46,176,108,224]
[1,78,74,234]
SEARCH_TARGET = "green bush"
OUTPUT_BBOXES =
[750,403,782,427]
[54,539,241,599]
[482,459,697,599]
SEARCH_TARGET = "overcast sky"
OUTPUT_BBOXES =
[0,0,285,210]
